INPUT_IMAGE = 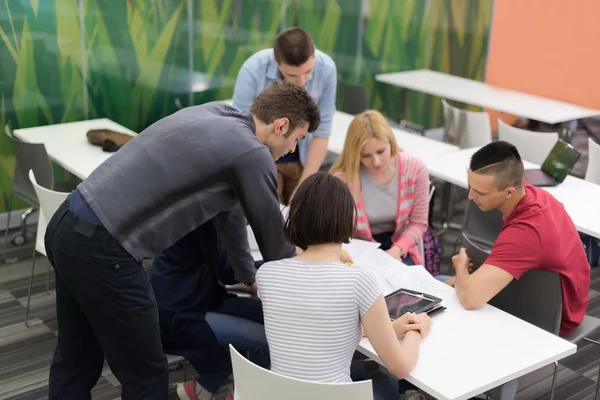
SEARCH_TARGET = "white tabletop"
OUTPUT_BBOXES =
[375,69,600,124]
[328,110,458,159]
[420,147,600,239]
[357,274,576,400]
[13,119,136,180]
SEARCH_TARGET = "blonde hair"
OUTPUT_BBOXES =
[330,110,400,189]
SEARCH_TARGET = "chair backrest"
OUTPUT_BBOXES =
[462,201,504,248]
[5,123,15,139]
[497,120,558,165]
[489,269,562,335]
[585,137,600,184]
[442,99,492,149]
[461,231,491,270]
[7,135,54,206]
[229,345,373,400]
[337,81,369,115]
[29,170,68,253]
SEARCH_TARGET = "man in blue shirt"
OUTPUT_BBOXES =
[233,27,337,205]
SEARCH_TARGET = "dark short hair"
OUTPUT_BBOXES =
[285,173,355,250]
[250,80,320,134]
[273,28,315,66]
[470,141,524,189]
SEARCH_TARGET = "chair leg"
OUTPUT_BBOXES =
[3,192,14,258]
[25,248,41,327]
[549,361,558,400]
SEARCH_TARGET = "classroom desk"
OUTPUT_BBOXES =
[375,69,600,125]
[13,119,136,180]
[356,262,576,400]
[420,147,600,239]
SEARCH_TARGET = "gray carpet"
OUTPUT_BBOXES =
[0,234,599,399]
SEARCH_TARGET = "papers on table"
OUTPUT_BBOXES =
[350,244,451,296]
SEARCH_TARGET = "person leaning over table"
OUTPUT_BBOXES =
[329,110,430,266]
[43,81,322,400]
[445,141,590,337]
[256,172,432,400]
[232,27,337,205]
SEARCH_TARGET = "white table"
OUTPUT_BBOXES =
[13,119,136,180]
[357,271,576,400]
[375,69,600,125]
[328,110,458,159]
[420,147,600,239]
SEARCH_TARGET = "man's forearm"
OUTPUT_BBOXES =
[454,267,476,309]
[299,137,329,182]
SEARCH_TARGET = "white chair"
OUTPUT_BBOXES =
[585,137,600,184]
[26,170,69,327]
[442,99,492,149]
[229,344,373,400]
[497,120,558,165]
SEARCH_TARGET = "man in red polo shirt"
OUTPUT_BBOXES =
[450,141,590,336]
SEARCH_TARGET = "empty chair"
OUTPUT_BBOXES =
[498,120,558,165]
[229,344,373,400]
[4,132,55,250]
[585,137,600,184]
[442,99,492,149]
[27,170,69,326]
[462,200,504,249]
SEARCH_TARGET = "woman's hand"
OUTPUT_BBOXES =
[385,245,404,260]
[393,312,432,338]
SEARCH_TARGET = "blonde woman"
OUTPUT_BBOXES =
[331,110,429,265]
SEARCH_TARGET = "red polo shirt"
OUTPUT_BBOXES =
[486,185,590,336]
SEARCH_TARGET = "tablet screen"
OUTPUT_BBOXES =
[386,290,436,319]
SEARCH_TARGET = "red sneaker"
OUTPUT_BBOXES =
[176,381,196,400]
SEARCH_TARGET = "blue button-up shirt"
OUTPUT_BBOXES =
[232,48,337,166]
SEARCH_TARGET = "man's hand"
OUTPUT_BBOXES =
[385,245,404,261]
[250,282,258,293]
[452,248,472,272]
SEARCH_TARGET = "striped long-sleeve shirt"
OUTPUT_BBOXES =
[333,152,430,264]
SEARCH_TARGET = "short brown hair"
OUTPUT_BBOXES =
[250,80,320,134]
[285,172,356,250]
[273,28,315,66]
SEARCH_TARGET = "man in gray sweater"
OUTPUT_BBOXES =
[44,81,320,400]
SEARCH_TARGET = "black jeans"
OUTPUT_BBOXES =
[45,201,168,400]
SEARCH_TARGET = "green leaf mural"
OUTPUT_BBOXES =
[0,0,494,212]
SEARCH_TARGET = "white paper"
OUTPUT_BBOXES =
[342,239,381,263]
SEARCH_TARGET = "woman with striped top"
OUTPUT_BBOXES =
[256,173,432,400]
[330,110,430,266]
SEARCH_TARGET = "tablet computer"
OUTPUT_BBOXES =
[384,288,443,319]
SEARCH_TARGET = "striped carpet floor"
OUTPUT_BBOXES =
[1,252,599,399]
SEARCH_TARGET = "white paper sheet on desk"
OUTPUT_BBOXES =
[353,249,451,295]
[341,239,380,262]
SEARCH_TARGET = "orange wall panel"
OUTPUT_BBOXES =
[486,0,600,113]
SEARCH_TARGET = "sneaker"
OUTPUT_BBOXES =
[404,389,427,400]
[176,381,198,400]
[176,380,233,400]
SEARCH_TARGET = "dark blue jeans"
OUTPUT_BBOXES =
[45,201,168,400]
[372,231,415,265]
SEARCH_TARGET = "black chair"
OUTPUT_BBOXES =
[488,270,600,400]
[337,81,369,115]
[462,200,504,249]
